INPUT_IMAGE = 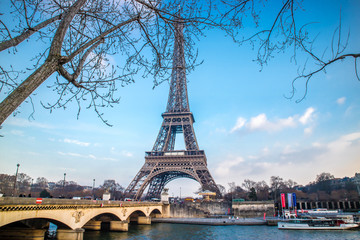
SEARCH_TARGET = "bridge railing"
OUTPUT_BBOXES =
[0,197,162,207]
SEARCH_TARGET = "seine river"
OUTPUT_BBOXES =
[83,223,360,240]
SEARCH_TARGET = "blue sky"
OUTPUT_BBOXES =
[1,0,359,197]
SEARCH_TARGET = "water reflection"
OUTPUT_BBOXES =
[84,223,360,240]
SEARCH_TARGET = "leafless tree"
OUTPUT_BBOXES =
[0,0,358,127]
[284,179,297,189]
[227,0,359,102]
[36,177,49,189]
[316,172,335,183]
[270,175,284,201]
[16,173,32,195]
[242,179,256,191]
[0,174,15,196]
[0,0,246,126]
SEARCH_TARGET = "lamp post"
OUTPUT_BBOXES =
[13,163,20,196]
[92,179,95,200]
[29,178,33,197]
[63,173,66,197]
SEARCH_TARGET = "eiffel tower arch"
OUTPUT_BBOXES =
[125,22,220,200]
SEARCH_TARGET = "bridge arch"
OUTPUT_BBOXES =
[127,209,147,223]
[149,208,162,218]
[1,217,72,230]
[76,208,124,228]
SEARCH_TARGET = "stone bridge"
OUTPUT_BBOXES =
[0,197,169,240]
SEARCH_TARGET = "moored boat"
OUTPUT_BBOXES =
[278,218,358,230]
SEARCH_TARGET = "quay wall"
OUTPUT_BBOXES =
[232,201,275,218]
[170,202,231,218]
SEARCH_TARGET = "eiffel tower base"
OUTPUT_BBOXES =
[125,151,220,200]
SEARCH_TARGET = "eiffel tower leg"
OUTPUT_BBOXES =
[196,169,221,195]
[146,175,169,199]
[124,164,150,199]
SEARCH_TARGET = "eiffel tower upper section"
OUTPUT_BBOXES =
[150,22,199,153]
[166,22,190,114]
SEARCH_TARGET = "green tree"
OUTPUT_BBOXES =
[248,187,257,201]
[40,189,51,198]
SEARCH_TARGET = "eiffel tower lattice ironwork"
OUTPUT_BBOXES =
[124,22,221,200]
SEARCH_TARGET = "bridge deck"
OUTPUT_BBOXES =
[0,197,162,210]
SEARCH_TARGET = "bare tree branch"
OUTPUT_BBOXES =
[0,14,63,52]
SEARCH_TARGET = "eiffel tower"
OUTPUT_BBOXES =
[125,22,220,200]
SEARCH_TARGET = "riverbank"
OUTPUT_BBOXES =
[152,217,268,225]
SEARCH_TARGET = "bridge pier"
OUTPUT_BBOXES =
[57,228,84,240]
[0,228,46,240]
[82,220,101,231]
[137,216,151,225]
[110,221,128,231]
[162,203,171,218]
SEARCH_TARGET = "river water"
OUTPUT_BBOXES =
[83,223,360,240]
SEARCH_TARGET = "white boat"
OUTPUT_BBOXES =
[278,218,359,230]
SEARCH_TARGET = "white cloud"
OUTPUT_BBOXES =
[312,142,323,148]
[336,97,346,105]
[57,151,118,161]
[230,117,246,132]
[214,156,244,177]
[235,113,296,132]
[110,147,133,157]
[282,145,296,155]
[214,131,360,187]
[248,114,268,131]
[121,150,133,157]
[11,130,24,136]
[304,127,313,135]
[299,107,315,125]
[230,107,315,134]
[63,138,91,147]
[58,152,86,158]
[102,157,118,162]
[327,132,360,153]
[6,118,53,129]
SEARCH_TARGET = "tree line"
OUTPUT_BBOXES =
[0,173,124,200]
[1,171,358,202]
[221,172,359,202]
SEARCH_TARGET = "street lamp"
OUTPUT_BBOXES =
[63,173,66,197]
[92,179,95,200]
[29,178,33,197]
[13,163,20,196]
